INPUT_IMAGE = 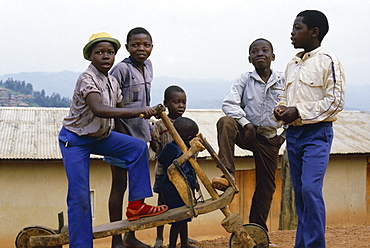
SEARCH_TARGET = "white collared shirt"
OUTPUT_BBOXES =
[222,69,285,138]
[279,46,346,126]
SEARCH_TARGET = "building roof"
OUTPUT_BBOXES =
[1,107,369,160]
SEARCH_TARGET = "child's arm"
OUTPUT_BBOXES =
[86,92,155,119]
[222,77,246,118]
[222,75,252,127]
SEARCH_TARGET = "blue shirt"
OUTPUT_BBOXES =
[158,141,197,206]
[110,57,153,141]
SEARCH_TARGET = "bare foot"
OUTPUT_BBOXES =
[123,231,150,248]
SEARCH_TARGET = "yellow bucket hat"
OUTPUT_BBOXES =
[83,32,121,60]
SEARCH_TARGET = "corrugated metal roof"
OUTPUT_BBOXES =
[1,107,67,159]
[1,107,369,160]
[184,110,370,157]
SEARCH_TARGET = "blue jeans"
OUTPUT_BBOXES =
[104,155,127,169]
[58,127,152,248]
[286,122,333,248]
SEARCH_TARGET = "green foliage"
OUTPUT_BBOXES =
[0,78,71,107]
[1,78,33,95]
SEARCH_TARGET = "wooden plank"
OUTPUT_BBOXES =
[270,169,282,231]
[29,188,236,247]
[230,170,255,223]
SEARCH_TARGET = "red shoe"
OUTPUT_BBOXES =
[126,204,169,221]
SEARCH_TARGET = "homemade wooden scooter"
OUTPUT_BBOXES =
[15,104,269,248]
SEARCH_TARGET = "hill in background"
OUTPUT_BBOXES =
[0,71,368,111]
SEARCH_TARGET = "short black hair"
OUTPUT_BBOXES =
[164,85,185,101]
[297,10,329,41]
[249,38,274,54]
[174,117,199,142]
[126,27,152,43]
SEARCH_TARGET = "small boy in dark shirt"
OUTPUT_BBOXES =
[150,85,187,248]
[158,117,199,248]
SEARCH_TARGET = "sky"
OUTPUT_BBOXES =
[1,0,369,85]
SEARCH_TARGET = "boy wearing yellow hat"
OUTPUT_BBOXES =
[58,32,168,248]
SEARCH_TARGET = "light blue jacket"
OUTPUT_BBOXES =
[222,69,284,138]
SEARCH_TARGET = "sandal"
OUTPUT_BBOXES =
[126,204,169,221]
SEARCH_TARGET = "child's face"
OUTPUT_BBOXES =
[248,40,275,70]
[125,33,153,66]
[165,91,186,120]
[291,16,312,50]
[90,41,116,76]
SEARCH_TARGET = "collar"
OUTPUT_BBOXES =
[123,56,149,68]
[294,46,323,62]
[250,69,281,84]
[88,63,109,80]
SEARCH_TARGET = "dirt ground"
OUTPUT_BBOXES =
[194,225,370,248]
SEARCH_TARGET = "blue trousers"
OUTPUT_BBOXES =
[58,127,152,248]
[286,122,333,248]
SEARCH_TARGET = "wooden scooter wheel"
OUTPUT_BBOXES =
[229,223,269,248]
[15,225,61,248]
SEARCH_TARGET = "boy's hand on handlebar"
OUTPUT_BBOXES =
[139,106,156,119]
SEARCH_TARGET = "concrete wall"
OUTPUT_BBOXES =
[324,155,367,226]
[1,154,368,247]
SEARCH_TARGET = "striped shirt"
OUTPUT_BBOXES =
[63,64,122,139]
[151,118,176,175]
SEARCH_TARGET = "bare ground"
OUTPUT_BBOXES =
[8,225,370,248]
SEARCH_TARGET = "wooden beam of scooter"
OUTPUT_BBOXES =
[159,112,219,198]
[197,133,239,193]
[158,111,235,217]
[167,138,205,207]
[158,109,256,247]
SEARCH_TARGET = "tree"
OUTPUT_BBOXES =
[1,78,71,107]
[279,149,298,230]
[26,83,33,95]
